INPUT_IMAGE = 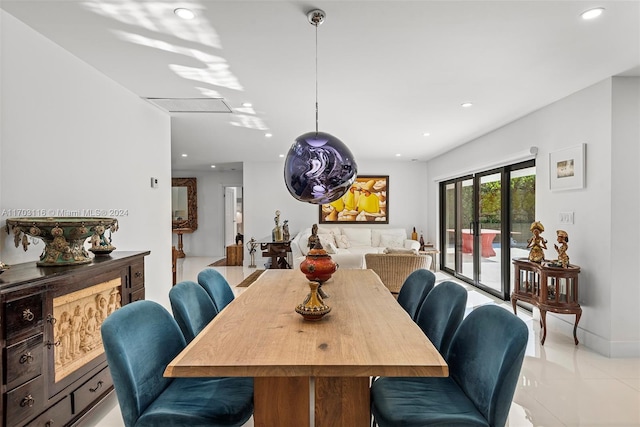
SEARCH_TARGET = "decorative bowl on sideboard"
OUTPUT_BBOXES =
[6,217,118,266]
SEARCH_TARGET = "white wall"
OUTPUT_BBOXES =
[426,77,640,357]
[243,159,428,267]
[610,77,640,353]
[172,169,242,257]
[0,11,173,307]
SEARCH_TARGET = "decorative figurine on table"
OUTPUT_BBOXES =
[419,231,426,251]
[554,230,570,268]
[272,210,283,242]
[246,237,258,268]
[90,224,116,256]
[308,223,319,249]
[527,221,547,263]
[282,220,290,241]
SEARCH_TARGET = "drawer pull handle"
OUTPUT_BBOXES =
[20,394,35,408]
[23,309,35,322]
[19,352,34,364]
[46,340,61,349]
[134,271,143,278]
[89,380,103,393]
[47,314,57,325]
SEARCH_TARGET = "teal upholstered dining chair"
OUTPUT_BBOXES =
[371,305,528,427]
[396,269,436,320]
[197,268,235,312]
[169,280,218,343]
[415,280,468,358]
[101,300,253,427]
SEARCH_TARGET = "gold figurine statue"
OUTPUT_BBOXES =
[527,221,547,263]
[554,230,570,268]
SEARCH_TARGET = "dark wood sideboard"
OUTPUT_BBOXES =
[0,251,149,427]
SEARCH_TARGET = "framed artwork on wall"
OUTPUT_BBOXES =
[549,144,586,191]
[319,175,389,224]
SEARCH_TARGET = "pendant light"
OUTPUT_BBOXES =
[284,9,357,204]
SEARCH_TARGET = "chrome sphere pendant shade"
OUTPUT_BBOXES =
[284,9,357,204]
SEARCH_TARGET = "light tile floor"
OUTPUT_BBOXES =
[87,256,640,427]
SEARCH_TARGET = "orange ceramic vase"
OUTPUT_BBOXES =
[300,242,337,283]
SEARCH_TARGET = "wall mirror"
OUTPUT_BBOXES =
[172,177,198,231]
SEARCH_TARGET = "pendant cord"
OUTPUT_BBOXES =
[315,22,319,134]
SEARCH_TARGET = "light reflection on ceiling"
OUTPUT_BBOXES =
[83,0,268,131]
[82,1,221,48]
[234,107,256,115]
[196,87,222,99]
[230,115,268,131]
[113,31,243,91]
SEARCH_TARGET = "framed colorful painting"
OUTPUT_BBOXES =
[319,175,389,224]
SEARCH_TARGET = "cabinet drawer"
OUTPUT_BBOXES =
[130,261,145,290]
[6,333,44,390]
[130,287,145,303]
[5,375,44,427]
[5,294,44,339]
[72,367,113,415]
[25,396,72,427]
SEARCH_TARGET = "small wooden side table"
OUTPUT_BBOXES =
[173,228,193,258]
[511,258,581,345]
[226,244,244,266]
[419,248,439,272]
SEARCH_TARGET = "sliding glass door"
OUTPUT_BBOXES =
[440,161,535,300]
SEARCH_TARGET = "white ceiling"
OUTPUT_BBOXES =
[2,1,639,172]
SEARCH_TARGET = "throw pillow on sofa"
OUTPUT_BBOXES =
[335,235,351,249]
[383,247,419,255]
[380,233,405,249]
[371,229,407,247]
[318,235,338,254]
[341,228,372,246]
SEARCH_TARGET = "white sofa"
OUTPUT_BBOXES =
[290,226,420,269]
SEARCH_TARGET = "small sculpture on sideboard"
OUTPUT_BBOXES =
[272,210,283,242]
[527,221,547,263]
[554,230,570,268]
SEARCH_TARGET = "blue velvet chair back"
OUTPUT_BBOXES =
[396,269,436,320]
[415,280,467,357]
[101,300,186,427]
[197,268,235,312]
[448,305,529,427]
[169,280,218,343]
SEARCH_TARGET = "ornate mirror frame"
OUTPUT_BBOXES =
[172,177,198,231]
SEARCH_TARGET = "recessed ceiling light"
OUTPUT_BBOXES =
[279,154,284,158]
[423,132,431,137]
[395,154,402,157]
[211,165,216,168]
[181,153,188,157]
[174,8,195,20]
[242,102,253,107]
[461,102,473,108]
[265,133,273,138]
[581,7,604,20]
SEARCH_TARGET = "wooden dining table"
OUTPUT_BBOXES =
[164,269,448,427]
